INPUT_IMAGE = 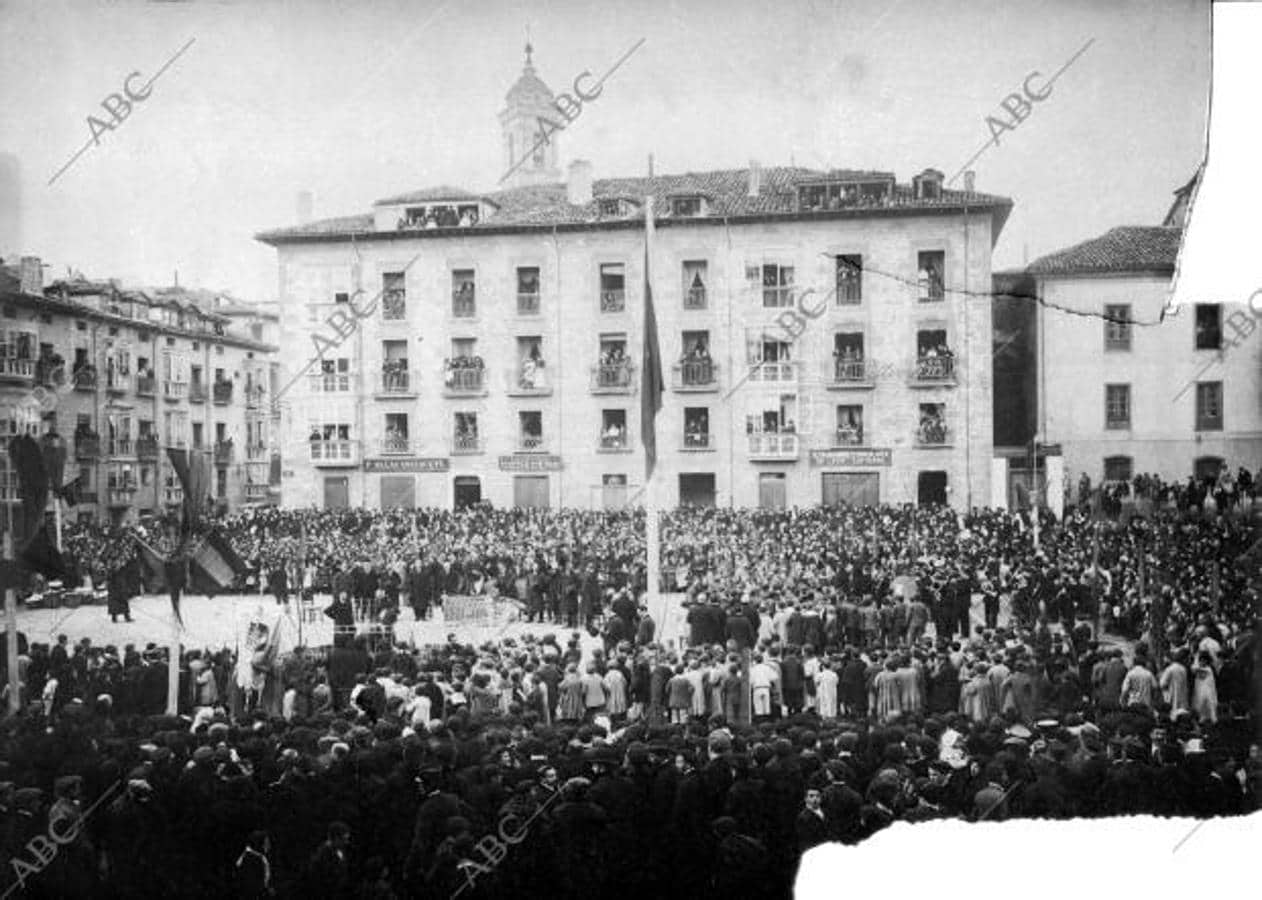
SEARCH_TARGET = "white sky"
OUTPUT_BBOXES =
[0,0,1209,302]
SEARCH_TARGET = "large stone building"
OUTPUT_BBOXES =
[0,257,279,536]
[1027,180,1262,489]
[257,50,1011,512]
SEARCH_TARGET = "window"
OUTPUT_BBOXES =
[192,423,204,448]
[1195,304,1222,350]
[596,335,632,389]
[600,264,625,312]
[670,196,702,217]
[519,411,543,450]
[833,332,866,381]
[308,422,353,460]
[1195,381,1223,431]
[748,263,795,308]
[598,198,623,217]
[216,468,227,499]
[318,358,351,392]
[453,412,480,453]
[917,251,945,302]
[684,407,710,448]
[515,337,548,392]
[1105,384,1131,430]
[917,402,947,445]
[334,292,350,304]
[835,254,862,304]
[682,260,707,309]
[382,340,409,392]
[452,270,476,317]
[1103,455,1133,483]
[915,330,954,381]
[836,405,863,446]
[679,330,713,384]
[1104,304,1132,350]
[517,267,541,315]
[600,409,628,449]
[382,272,406,320]
[746,394,798,435]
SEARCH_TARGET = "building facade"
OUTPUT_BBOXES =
[258,54,1010,512]
[0,258,279,535]
[1029,224,1262,489]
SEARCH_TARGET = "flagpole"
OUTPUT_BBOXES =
[5,532,19,715]
[644,193,661,618]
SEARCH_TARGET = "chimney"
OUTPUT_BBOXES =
[296,190,314,224]
[567,159,593,205]
[963,170,975,193]
[748,160,762,197]
[18,256,42,296]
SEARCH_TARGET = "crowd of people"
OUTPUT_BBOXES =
[0,495,1255,897]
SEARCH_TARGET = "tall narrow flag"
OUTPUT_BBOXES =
[640,196,663,480]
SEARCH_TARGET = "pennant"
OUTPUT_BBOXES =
[57,476,83,508]
[639,197,663,480]
[164,553,188,627]
[189,528,249,596]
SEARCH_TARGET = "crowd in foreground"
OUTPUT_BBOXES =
[0,491,1254,898]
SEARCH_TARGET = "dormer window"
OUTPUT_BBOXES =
[913,169,944,200]
[397,201,482,231]
[797,177,893,211]
[670,196,703,217]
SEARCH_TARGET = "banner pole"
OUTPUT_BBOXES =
[5,532,20,715]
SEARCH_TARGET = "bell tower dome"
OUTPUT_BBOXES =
[499,42,563,188]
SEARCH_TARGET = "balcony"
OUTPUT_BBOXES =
[164,380,188,401]
[747,360,798,384]
[912,355,956,385]
[79,491,99,505]
[377,365,417,397]
[379,436,416,456]
[136,436,159,461]
[451,434,484,456]
[245,483,270,501]
[452,291,477,319]
[829,357,875,389]
[309,439,359,466]
[598,433,631,452]
[507,362,551,397]
[443,365,487,396]
[833,426,864,447]
[517,292,541,316]
[747,432,799,460]
[214,440,234,465]
[108,438,134,458]
[591,361,635,394]
[684,287,707,310]
[75,434,101,461]
[307,372,354,394]
[189,382,208,403]
[74,366,98,391]
[0,357,35,383]
[35,357,65,388]
[600,289,625,313]
[245,442,268,461]
[107,482,138,507]
[106,371,131,394]
[761,286,796,308]
[136,374,156,397]
[163,487,184,506]
[381,290,407,321]
[213,381,233,405]
[517,434,546,452]
[244,384,266,409]
[672,359,718,392]
[915,423,950,448]
[682,431,713,451]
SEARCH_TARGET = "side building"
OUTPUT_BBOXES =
[0,256,280,537]
[1028,217,1261,490]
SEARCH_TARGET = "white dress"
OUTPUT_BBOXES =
[815,668,839,719]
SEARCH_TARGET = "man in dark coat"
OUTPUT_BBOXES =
[780,649,805,715]
[108,558,137,623]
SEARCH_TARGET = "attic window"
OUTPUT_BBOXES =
[798,179,892,211]
[670,196,703,217]
[598,199,623,217]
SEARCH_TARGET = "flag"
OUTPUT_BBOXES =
[135,537,170,592]
[164,552,189,627]
[640,196,663,480]
[189,528,249,596]
[166,447,211,526]
[57,476,82,508]
[19,521,65,581]
[7,435,49,541]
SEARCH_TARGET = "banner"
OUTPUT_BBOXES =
[442,594,518,628]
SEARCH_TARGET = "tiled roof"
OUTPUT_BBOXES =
[1026,226,1182,276]
[257,165,1013,243]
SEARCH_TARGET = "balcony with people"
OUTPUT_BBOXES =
[452,272,476,318]
[746,409,798,460]
[35,351,65,388]
[214,439,235,465]
[516,267,541,315]
[108,435,134,458]
[600,263,625,313]
[443,355,487,396]
[916,404,950,447]
[74,424,101,461]
[379,358,416,396]
[834,407,864,447]
[106,470,138,507]
[917,251,945,302]
[912,331,956,384]
[830,333,872,388]
[509,341,550,396]
[395,202,480,231]
[683,262,707,310]
[451,414,483,455]
[599,411,629,452]
[747,339,797,384]
[136,434,159,461]
[682,409,712,451]
[135,362,156,397]
[381,283,407,321]
[244,382,266,408]
[213,378,234,405]
[309,360,353,394]
[672,338,717,391]
[74,363,99,392]
[308,425,358,466]
[105,356,131,394]
[517,412,545,452]
[592,344,634,394]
